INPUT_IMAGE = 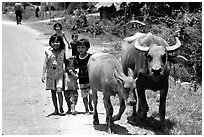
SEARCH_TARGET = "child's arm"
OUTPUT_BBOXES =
[62,32,71,49]
[41,51,48,83]
[69,69,78,80]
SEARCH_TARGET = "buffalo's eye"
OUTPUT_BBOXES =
[124,87,130,91]
[162,54,167,64]
[147,54,152,61]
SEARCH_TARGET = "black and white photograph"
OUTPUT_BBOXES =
[2,1,202,135]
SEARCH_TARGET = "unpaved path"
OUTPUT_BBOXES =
[2,19,138,135]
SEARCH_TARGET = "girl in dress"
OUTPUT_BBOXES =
[53,22,71,49]
[53,22,71,59]
[41,34,66,115]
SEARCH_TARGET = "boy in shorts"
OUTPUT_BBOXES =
[74,38,93,113]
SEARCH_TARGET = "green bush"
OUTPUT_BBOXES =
[64,10,201,84]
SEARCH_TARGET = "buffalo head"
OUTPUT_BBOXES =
[113,68,136,100]
[134,33,187,82]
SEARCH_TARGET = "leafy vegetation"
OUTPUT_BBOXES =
[3,2,202,135]
[63,2,202,85]
[60,3,202,134]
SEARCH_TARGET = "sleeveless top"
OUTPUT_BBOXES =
[74,53,92,84]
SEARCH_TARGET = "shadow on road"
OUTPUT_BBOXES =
[46,112,66,117]
[94,123,130,135]
[46,111,91,117]
[127,112,176,135]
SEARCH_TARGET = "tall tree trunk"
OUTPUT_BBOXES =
[48,2,51,21]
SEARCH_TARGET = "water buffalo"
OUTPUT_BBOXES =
[121,32,187,130]
[88,53,136,133]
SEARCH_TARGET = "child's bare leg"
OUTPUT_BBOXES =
[51,90,59,114]
[70,94,78,114]
[83,96,89,113]
[88,94,93,111]
[57,88,64,113]
[71,103,76,115]
[64,92,71,113]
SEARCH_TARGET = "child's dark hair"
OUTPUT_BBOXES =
[65,57,76,72]
[53,22,62,31]
[78,38,90,49]
[71,32,78,39]
[49,34,65,50]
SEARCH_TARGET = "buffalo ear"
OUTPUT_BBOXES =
[127,68,134,78]
[113,68,124,83]
[168,54,187,64]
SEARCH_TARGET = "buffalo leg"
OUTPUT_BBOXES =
[132,89,137,116]
[159,88,168,130]
[112,95,125,121]
[103,96,114,133]
[137,87,149,120]
[92,89,99,125]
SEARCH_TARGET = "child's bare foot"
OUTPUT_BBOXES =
[66,110,71,114]
[72,111,77,115]
[85,108,89,114]
[71,104,77,115]
[60,107,64,113]
[52,110,59,115]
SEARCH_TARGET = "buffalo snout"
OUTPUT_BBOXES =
[126,90,137,106]
[151,68,162,76]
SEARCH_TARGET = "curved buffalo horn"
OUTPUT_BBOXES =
[134,38,149,52]
[166,37,181,53]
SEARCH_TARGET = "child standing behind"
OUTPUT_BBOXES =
[74,38,93,113]
[64,57,78,115]
[53,22,71,58]
[70,33,79,57]
[41,34,66,115]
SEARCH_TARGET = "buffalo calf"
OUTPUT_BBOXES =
[88,53,136,133]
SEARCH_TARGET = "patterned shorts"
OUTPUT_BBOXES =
[79,83,93,98]
[64,90,78,105]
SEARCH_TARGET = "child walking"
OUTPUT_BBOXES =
[74,38,93,113]
[53,22,71,58]
[64,57,78,115]
[70,32,79,57]
[41,34,66,115]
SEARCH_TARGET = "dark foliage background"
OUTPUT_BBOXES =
[63,2,202,84]
[3,2,201,83]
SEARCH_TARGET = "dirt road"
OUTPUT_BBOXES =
[2,20,136,135]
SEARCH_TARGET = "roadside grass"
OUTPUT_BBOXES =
[166,77,202,134]
[11,14,201,135]
[112,77,202,135]
[105,36,202,134]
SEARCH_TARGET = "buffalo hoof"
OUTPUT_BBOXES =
[137,112,147,120]
[107,123,115,134]
[160,122,168,132]
[108,128,116,134]
[112,115,120,121]
[127,115,143,126]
